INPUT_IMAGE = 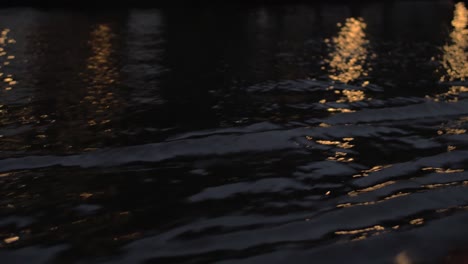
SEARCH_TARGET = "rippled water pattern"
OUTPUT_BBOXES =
[0,1,468,263]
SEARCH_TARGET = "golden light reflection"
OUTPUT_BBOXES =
[421,167,464,173]
[82,24,120,130]
[335,224,387,242]
[337,192,409,208]
[326,107,356,113]
[409,218,424,225]
[444,128,466,134]
[327,151,354,162]
[423,182,458,189]
[338,89,365,103]
[315,137,356,163]
[352,164,392,178]
[4,236,19,244]
[433,3,468,102]
[432,86,468,102]
[436,117,467,153]
[315,139,355,149]
[0,28,30,150]
[327,18,369,84]
[335,225,385,235]
[348,181,396,197]
[0,28,17,92]
[441,2,468,82]
[321,17,371,113]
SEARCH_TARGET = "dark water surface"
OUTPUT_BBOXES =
[0,1,468,263]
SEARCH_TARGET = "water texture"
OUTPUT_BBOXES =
[0,1,467,263]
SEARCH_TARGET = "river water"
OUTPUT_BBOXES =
[0,1,467,263]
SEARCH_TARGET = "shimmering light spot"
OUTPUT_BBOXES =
[316,139,354,149]
[83,24,120,130]
[424,182,458,189]
[351,235,367,241]
[341,89,365,102]
[448,145,456,151]
[327,17,369,84]
[0,29,10,45]
[322,17,371,109]
[445,128,466,134]
[316,140,342,145]
[348,181,396,197]
[441,3,468,81]
[432,3,468,102]
[409,218,424,225]
[4,236,19,244]
[327,151,354,162]
[0,27,17,93]
[337,192,409,208]
[327,108,356,113]
[353,164,392,178]
[337,203,352,208]
[421,167,464,173]
[433,86,468,102]
[335,225,384,235]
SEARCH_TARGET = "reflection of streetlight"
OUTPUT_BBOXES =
[321,18,370,112]
[434,2,468,102]
[83,24,120,129]
[441,2,468,82]
[326,17,369,84]
[0,28,17,92]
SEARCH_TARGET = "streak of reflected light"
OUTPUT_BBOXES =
[322,17,371,113]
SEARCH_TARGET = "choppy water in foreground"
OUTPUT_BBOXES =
[0,1,468,263]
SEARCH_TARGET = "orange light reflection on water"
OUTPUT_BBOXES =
[327,18,369,84]
[82,24,120,130]
[434,3,468,102]
[322,17,371,113]
[442,2,468,82]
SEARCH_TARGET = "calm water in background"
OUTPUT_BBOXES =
[0,1,467,263]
